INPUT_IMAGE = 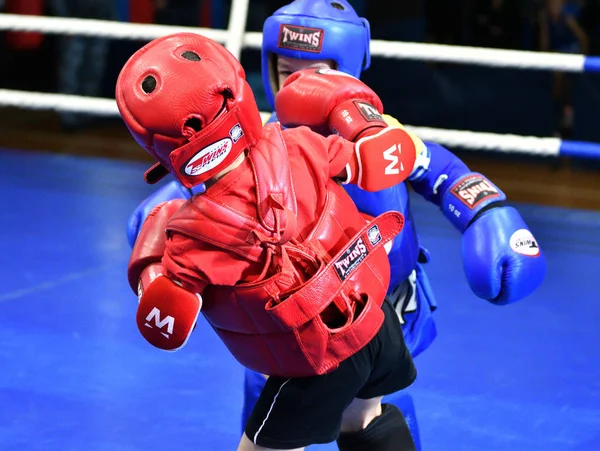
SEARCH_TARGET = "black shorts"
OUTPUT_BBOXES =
[244,297,417,449]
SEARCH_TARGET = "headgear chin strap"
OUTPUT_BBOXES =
[144,162,170,185]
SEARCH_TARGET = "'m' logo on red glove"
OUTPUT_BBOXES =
[382,143,405,176]
[144,307,175,339]
[352,127,416,192]
[135,275,201,351]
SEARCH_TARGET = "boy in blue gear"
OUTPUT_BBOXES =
[127,1,546,448]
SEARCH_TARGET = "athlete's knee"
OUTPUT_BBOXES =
[237,432,305,451]
[341,396,384,432]
[337,403,416,451]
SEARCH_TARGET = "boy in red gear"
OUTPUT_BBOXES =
[117,32,419,450]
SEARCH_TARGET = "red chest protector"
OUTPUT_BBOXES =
[166,124,404,377]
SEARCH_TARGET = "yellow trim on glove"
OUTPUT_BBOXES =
[383,114,426,162]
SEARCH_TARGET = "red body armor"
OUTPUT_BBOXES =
[167,125,404,377]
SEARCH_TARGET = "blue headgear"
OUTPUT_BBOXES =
[261,0,371,109]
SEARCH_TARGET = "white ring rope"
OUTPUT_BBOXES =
[368,40,586,72]
[0,13,598,158]
[0,89,562,156]
[0,13,230,42]
[407,126,560,156]
[0,13,590,72]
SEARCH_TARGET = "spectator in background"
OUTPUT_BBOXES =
[129,0,229,30]
[427,0,467,45]
[48,0,118,131]
[366,0,426,42]
[469,0,523,49]
[539,0,588,54]
[538,0,589,137]
[154,0,201,27]
[580,0,600,55]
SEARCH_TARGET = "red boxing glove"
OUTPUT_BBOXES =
[136,263,202,351]
[342,127,417,192]
[275,68,386,140]
[128,198,200,351]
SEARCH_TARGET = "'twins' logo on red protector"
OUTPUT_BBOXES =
[334,237,369,281]
[278,24,324,53]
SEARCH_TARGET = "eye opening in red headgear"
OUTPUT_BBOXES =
[141,75,157,94]
[181,50,201,61]
[183,115,203,136]
[180,88,231,138]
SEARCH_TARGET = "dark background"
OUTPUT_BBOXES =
[1,0,599,210]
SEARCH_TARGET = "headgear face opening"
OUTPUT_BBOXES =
[261,0,371,109]
[115,32,263,188]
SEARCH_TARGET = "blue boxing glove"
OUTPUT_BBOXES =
[440,173,546,304]
[408,144,545,304]
[127,180,199,248]
[461,206,545,304]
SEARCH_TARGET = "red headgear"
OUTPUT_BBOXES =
[115,33,263,187]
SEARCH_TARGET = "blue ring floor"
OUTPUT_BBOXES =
[1,148,598,451]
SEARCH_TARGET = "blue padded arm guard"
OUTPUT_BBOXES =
[409,142,506,233]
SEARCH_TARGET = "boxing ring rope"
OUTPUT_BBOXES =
[3,13,600,72]
[1,13,600,159]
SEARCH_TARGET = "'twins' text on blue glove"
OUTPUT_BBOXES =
[439,173,545,304]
